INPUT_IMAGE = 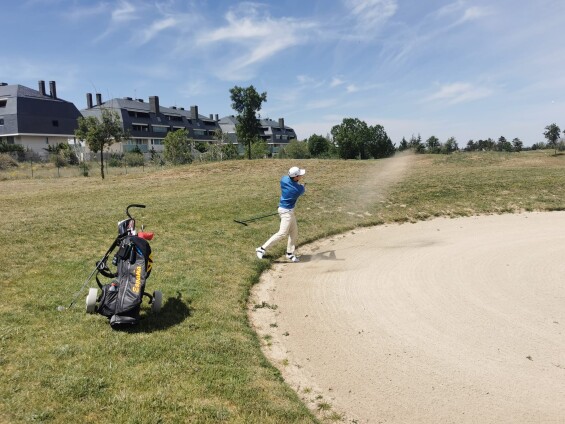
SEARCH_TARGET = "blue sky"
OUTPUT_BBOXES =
[2,0,564,146]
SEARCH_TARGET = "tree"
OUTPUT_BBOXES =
[497,136,513,152]
[280,140,310,159]
[163,129,192,165]
[512,137,523,152]
[331,118,371,159]
[409,134,424,152]
[443,137,459,154]
[426,136,441,153]
[465,140,477,151]
[366,124,395,158]
[398,137,409,151]
[229,85,267,159]
[249,139,268,159]
[543,123,561,155]
[307,134,331,157]
[75,109,127,179]
[331,119,395,160]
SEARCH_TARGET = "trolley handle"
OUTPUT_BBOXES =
[126,204,146,219]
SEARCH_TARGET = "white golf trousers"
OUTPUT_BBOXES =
[262,207,298,254]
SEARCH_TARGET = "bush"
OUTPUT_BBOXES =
[124,152,144,167]
[279,140,310,159]
[249,140,269,159]
[51,154,68,167]
[164,129,192,165]
[0,153,18,170]
[108,154,123,167]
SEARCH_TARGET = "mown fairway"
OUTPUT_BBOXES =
[1,151,565,423]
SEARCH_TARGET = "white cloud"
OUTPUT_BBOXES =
[343,0,397,34]
[426,82,493,104]
[460,6,492,22]
[112,0,138,23]
[331,77,346,87]
[197,5,317,80]
[137,17,179,45]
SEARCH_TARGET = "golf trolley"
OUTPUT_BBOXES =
[82,204,162,328]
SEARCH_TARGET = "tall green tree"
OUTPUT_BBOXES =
[426,136,441,153]
[544,123,561,155]
[229,85,267,159]
[366,124,395,158]
[443,137,459,154]
[331,119,395,159]
[331,118,370,159]
[398,137,409,151]
[75,109,127,179]
[163,129,192,165]
[512,138,523,152]
[497,136,513,152]
[307,134,331,157]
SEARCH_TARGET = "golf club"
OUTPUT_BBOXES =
[234,211,278,226]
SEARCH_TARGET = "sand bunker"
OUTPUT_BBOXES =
[249,212,565,423]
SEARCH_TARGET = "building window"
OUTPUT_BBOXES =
[52,120,59,127]
[151,139,164,145]
[152,125,169,133]
[127,110,150,118]
[132,124,149,132]
[193,129,206,136]
[0,99,7,108]
[0,118,4,125]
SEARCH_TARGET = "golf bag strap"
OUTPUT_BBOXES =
[95,274,104,289]
[97,262,116,279]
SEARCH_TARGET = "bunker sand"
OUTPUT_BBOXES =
[249,212,565,423]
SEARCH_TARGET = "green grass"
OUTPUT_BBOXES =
[1,150,565,423]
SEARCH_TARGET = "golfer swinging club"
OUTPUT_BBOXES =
[256,166,306,262]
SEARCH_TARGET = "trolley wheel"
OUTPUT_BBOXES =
[86,288,98,314]
[151,290,162,313]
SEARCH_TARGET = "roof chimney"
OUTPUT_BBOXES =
[149,96,160,115]
[278,118,285,129]
[38,80,46,96]
[215,114,219,121]
[209,114,213,119]
[86,93,93,109]
[96,93,102,106]
[49,81,57,99]
[190,105,199,120]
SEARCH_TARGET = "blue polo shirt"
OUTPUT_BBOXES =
[279,175,305,209]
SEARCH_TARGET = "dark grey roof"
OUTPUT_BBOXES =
[83,98,214,122]
[0,84,82,136]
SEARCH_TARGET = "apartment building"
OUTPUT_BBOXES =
[0,80,82,159]
[218,115,297,155]
[80,94,220,154]
[1,80,298,159]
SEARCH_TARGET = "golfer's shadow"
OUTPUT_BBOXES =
[298,250,343,263]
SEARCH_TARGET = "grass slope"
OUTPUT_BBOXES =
[1,151,564,423]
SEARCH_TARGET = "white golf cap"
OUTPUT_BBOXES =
[288,166,306,178]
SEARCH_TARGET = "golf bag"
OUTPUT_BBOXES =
[96,234,153,327]
[82,204,161,328]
